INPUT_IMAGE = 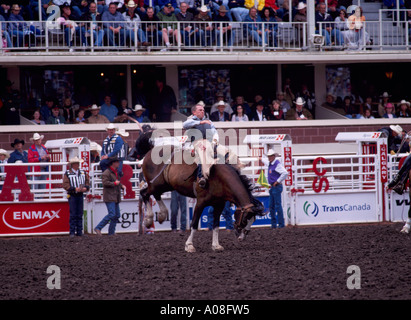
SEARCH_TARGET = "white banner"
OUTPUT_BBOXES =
[294,192,380,225]
[389,192,410,222]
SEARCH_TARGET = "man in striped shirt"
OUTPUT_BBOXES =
[63,156,90,237]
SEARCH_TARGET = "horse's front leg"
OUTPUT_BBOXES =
[211,203,225,251]
[155,195,168,224]
[185,202,206,253]
[141,188,154,228]
[401,181,411,234]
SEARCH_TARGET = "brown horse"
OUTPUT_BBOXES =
[135,128,264,252]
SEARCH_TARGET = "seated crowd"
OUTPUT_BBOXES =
[0,0,380,49]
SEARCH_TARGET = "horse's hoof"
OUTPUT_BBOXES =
[143,217,153,228]
[158,211,167,224]
[185,244,196,253]
[400,226,410,234]
[212,245,224,251]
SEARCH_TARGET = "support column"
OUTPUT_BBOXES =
[126,64,132,108]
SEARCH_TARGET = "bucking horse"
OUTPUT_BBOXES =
[134,125,264,252]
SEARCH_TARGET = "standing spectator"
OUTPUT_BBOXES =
[100,95,118,122]
[86,104,110,123]
[150,77,177,122]
[100,123,124,175]
[123,0,150,46]
[102,2,127,46]
[1,80,21,125]
[94,156,126,236]
[28,133,50,189]
[261,149,288,229]
[8,138,28,163]
[231,104,249,121]
[46,106,66,124]
[62,156,90,238]
[170,190,187,233]
[210,101,230,121]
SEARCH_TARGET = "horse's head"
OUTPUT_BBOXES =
[134,125,155,160]
[233,198,265,240]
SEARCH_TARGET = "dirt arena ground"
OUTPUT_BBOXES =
[0,223,410,301]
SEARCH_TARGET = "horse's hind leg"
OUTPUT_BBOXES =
[141,188,155,228]
[401,178,411,234]
[211,202,225,251]
[155,194,168,224]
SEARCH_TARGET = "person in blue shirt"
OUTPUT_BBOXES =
[243,7,268,47]
[101,2,126,46]
[100,95,118,122]
[8,138,28,163]
[100,123,125,176]
[261,149,288,229]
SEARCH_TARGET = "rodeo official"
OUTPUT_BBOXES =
[63,156,90,237]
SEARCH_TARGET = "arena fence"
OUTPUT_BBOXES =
[1,12,411,53]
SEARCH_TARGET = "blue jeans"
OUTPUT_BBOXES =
[125,28,147,45]
[269,184,284,228]
[207,201,233,230]
[170,191,187,231]
[96,202,120,235]
[68,195,84,236]
[104,28,126,46]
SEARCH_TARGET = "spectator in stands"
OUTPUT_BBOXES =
[243,7,268,47]
[100,95,118,122]
[193,5,213,46]
[378,91,391,118]
[297,84,316,118]
[260,6,279,47]
[346,6,369,50]
[46,106,66,124]
[294,1,307,39]
[384,0,405,20]
[315,2,343,46]
[150,77,177,122]
[157,2,181,50]
[285,97,313,120]
[396,100,411,118]
[39,97,56,122]
[231,104,249,121]
[29,0,49,20]
[228,0,248,22]
[0,14,12,48]
[102,2,127,46]
[245,0,264,12]
[267,99,284,120]
[210,92,233,115]
[61,97,76,123]
[343,95,361,119]
[322,92,337,109]
[123,0,150,46]
[360,96,376,116]
[233,95,251,116]
[86,104,110,123]
[62,156,90,238]
[28,132,50,189]
[141,6,162,45]
[176,1,194,46]
[8,138,28,163]
[0,1,11,19]
[250,102,268,121]
[359,108,375,119]
[100,123,125,175]
[210,101,230,121]
[105,0,126,12]
[130,104,150,123]
[72,0,92,19]
[382,103,397,119]
[8,4,39,47]
[31,109,46,125]
[117,98,133,116]
[81,1,104,47]
[214,5,235,47]
[96,0,109,14]
[276,91,290,114]
[177,0,195,15]
[59,3,87,49]
[74,109,87,124]
[1,80,21,125]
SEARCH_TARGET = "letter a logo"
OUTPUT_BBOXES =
[0,166,34,202]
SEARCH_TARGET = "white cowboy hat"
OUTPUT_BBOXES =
[295,97,305,105]
[133,104,146,112]
[390,125,403,135]
[90,141,102,152]
[217,100,225,106]
[296,2,306,10]
[0,149,10,158]
[88,104,101,111]
[266,149,280,157]
[116,128,129,137]
[381,92,391,98]
[127,0,137,7]
[106,123,118,131]
[199,5,209,12]
[69,156,84,164]
[399,100,410,107]
[30,133,44,141]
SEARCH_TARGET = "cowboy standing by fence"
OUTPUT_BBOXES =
[63,156,90,237]
[261,149,288,229]
[100,123,125,176]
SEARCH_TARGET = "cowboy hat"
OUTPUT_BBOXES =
[380,92,391,98]
[11,138,25,147]
[294,97,305,105]
[133,104,146,112]
[399,100,410,107]
[218,5,229,12]
[266,149,280,157]
[88,104,101,111]
[127,0,137,7]
[296,2,306,10]
[217,100,225,106]
[30,133,44,141]
[90,141,102,152]
[390,125,403,135]
[199,5,209,12]
[69,156,84,164]
[0,149,10,158]
[116,128,129,137]
[106,123,118,131]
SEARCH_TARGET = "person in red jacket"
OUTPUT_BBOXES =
[28,133,50,190]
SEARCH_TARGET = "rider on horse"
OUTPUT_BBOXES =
[183,103,219,188]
